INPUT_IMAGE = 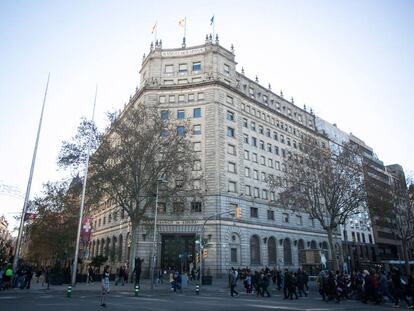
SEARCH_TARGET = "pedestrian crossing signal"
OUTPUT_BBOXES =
[203,248,208,258]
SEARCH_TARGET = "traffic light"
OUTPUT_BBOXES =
[203,248,208,258]
[235,206,241,219]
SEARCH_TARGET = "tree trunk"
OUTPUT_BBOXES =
[129,222,139,281]
[326,228,339,272]
[402,240,410,276]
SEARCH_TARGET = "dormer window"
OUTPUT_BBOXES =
[179,63,187,74]
[192,62,201,72]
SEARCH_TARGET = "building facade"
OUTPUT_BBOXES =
[89,37,336,277]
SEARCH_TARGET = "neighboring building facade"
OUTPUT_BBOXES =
[315,117,376,272]
[89,36,336,277]
[0,215,11,242]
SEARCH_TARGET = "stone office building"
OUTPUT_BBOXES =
[89,36,336,277]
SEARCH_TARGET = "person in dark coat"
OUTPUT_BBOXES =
[133,257,143,286]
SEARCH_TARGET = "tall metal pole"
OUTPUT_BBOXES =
[150,180,160,290]
[71,86,98,286]
[13,73,50,271]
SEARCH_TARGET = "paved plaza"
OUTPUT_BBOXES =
[0,280,405,311]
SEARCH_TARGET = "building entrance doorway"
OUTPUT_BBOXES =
[161,234,196,273]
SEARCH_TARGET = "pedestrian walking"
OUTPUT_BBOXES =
[229,268,239,297]
[133,257,143,286]
[100,265,110,307]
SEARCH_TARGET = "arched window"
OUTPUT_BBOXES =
[283,238,292,265]
[310,240,317,249]
[268,237,277,265]
[111,236,117,261]
[298,239,305,264]
[250,235,261,265]
[118,234,123,261]
[105,237,110,257]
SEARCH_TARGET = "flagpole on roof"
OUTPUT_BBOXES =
[71,85,98,286]
[13,73,50,271]
[184,16,187,42]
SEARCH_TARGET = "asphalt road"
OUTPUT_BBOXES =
[0,287,403,311]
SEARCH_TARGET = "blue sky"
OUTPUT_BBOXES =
[1,0,413,232]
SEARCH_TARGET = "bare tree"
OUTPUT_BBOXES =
[268,136,366,270]
[84,104,200,276]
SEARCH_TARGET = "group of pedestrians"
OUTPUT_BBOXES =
[317,266,414,308]
[0,263,51,290]
[228,266,309,299]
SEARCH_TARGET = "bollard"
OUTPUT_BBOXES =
[195,284,200,295]
[134,284,140,297]
[67,285,72,298]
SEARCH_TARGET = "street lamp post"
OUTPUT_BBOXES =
[199,210,235,286]
[150,178,164,290]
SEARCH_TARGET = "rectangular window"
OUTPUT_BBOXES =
[224,64,230,75]
[173,202,184,213]
[198,92,204,100]
[245,167,250,177]
[228,181,237,192]
[261,172,266,181]
[179,63,187,74]
[259,140,265,150]
[249,87,254,96]
[165,64,173,73]
[267,210,275,220]
[250,207,258,218]
[253,170,258,180]
[169,95,175,102]
[275,146,279,156]
[226,96,233,104]
[188,93,195,101]
[270,191,275,201]
[251,121,256,131]
[283,213,289,223]
[251,137,257,147]
[159,95,166,103]
[252,153,258,163]
[227,127,235,137]
[161,110,169,120]
[262,189,268,200]
[191,201,202,213]
[254,187,259,198]
[273,132,278,141]
[177,110,185,119]
[178,79,188,84]
[227,110,235,121]
[192,62,201,72]
[267,143,272,152]
[193,124,201,135]
[268,158,273,168]
[266,129,271,137]
[244,150,249,160]
[243,134,249,144]
[178,94,185,102]
[245,185,251,196]
[193,179,201,189]
[275,161,280,170]
[259,125,264,134]
[194,142,201,151]
[177,126,185,136]
[193,108,201,118]
[260,156,266,165]
[228,144,236,155]
[228,162,236,173]
[296,215,303,225]
[243,118,248,127]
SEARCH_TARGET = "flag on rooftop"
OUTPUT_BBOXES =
[210,15,215,26]
[178,18,185,27]
[151,22,157,34]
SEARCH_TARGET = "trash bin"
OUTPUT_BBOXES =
[202,276,212,285]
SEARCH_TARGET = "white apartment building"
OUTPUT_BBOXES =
[89,36,335,277]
